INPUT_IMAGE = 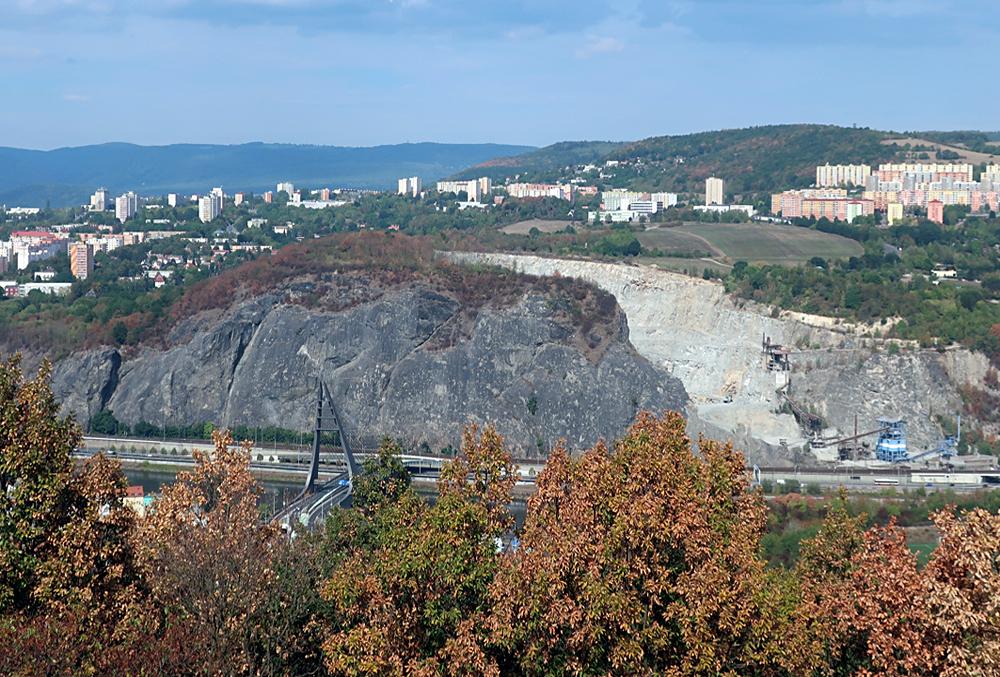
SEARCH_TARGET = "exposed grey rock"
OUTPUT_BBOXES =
[450,252,989,463]
[53,285,687,457]
[49,348,121,428]
[793,350,963,452]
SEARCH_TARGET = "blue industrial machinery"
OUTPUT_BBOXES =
[874,415,961,464]
[875,418,908,462]
[906,415,960,465]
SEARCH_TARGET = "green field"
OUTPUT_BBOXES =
[637,223,863,265]
[500,219,578,235]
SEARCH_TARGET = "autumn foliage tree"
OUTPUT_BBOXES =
[794,499,1000,677]
[320,424,516,676]
[0,356,162,673]
[136,429,285,674]
[487,411,793,675]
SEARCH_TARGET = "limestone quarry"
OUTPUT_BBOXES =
[450,252,990,462]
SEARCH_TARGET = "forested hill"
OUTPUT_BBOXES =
[454,124,914,195]
[0,141,535,208]
[608,124,900,194]
[450,141,626,182]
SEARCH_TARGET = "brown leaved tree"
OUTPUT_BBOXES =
[487,411,794,676]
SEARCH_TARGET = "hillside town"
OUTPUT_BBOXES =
[4,150,999,303]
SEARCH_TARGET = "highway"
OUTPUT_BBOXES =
[272,473,352,529]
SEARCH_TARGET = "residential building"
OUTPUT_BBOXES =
[705,177,724,205]
[798,198,874,223]
[478,177,492,196]
[89,188,108,212]
[771,189,848,217]
[276,181,295,195]
[437,179,482,202]
[167,193,183,207]
[601,189,645,211]
[887,202,904,225]
[198,194,222,223]
[247,218,268,228]
[971,191,1000,213]
[815,164,871,187]
[263,191,274,204]
[651,192,678,209]
[115,192,138,223]
[506,183,574,201]
[10,230,67,270]
[18,282,72,296]
[693,204,756,217]
[876,163,974,183]
[233,192,246,206]
[69,243,94,280]
[928,199,945,224]
[299,200,347,210]
[319,188,331,201]
[397,177,422,197]
[124,486,148,517]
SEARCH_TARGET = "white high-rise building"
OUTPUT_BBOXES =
[89,188,107,212]
[198,194,222,223]
[705,177,724,206]
[167,193,182,207]
[816,164,871,187]
[436,179,482,202]
[277,182,295,196]
[397,176,422,197]
[115,191,138,223]
[233,192,245,206]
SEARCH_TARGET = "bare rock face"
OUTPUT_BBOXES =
[450,252,987,459]
[48,348,120,427]
[792,350,964,452]
[52,286,687,457]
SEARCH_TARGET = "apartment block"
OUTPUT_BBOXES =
[69,243,94,280]
[816,164,871,187]
[705,177,724,205]
[887,202,904,225]
[506,183,574,201]
[397,176,422,197]
[928,199,945,224]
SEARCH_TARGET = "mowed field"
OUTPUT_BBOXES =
[500,219,578,234]
[637,223,863,265]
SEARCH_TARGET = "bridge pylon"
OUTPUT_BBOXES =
[300,378,359,498]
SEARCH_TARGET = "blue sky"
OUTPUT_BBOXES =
[1,0,997,149]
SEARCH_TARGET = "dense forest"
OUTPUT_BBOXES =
[2,357,999,675]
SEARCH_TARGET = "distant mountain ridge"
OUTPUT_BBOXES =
[0,141,535,207]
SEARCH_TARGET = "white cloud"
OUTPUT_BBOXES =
[836,0,942,17]
[575,35,624,58]
[62,92,91,102]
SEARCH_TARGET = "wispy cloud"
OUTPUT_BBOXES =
[575,35,624,59]
[836,0,943,17]
[62,93,91,102]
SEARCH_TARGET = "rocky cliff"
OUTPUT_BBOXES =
[50,279,687,457]
[450,252,988,459]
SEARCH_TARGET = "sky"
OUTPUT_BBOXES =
[1,0,998,150]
